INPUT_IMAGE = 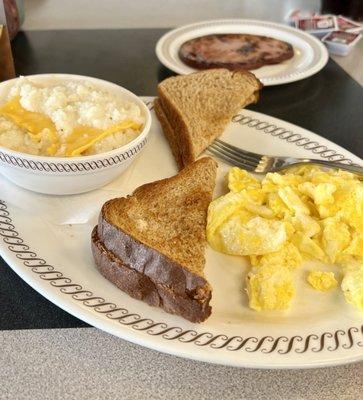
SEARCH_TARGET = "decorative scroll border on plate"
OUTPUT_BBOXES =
[231,113,355,164]
[0,139,147,172]
[1,199,362,355]
[0,108,361,355]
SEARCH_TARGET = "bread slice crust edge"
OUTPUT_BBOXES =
[97,210,210,295]
[92,227,212,322]
[154,98,184,169]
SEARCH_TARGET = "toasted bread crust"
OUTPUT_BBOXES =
[97,209,210,293]
[92,227,212,322]
[154,98,184,169]
[157,90,195,167]
[99,157,217,277]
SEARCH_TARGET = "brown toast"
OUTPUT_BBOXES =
[155,69,262,169]
[91,228,212,322]
[154,98,184,169]
[93,157,217,322]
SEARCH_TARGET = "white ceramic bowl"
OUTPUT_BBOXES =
[0,74,151,195]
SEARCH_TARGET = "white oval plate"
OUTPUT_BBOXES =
[156,19,329,86]
[0,97,362,369]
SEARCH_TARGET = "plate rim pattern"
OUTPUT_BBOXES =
[1,109,362,358]
[0,138,147,173]
[0,199,362,355]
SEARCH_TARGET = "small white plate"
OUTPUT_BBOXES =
[156,19,329,86]
[0,97,362,369]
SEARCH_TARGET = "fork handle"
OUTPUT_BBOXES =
[287,158,363,177]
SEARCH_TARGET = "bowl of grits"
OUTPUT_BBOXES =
[0,74,151,194]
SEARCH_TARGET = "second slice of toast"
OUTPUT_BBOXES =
[156,69,262,168]
[94,157,217,322]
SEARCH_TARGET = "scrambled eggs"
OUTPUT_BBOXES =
[341,266,363,309]
[207,166,363,311]
[307,271,337,291]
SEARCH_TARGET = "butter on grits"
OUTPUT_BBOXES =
[0,78,144,157]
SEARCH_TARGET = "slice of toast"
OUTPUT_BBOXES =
[154,98,184,169]
[93,157,217,322]
[156,69,262,168]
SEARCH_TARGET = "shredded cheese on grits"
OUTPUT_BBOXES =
[207,166,363,311]
[0,78,144,157]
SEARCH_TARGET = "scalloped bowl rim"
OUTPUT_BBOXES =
[0,73,152,163]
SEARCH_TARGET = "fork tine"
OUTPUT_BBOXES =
[211,142,259,167]
[207,147,257,172]
[214,139,262,163]
[209,143,259,168]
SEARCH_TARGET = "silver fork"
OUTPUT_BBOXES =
[208,139,363,177]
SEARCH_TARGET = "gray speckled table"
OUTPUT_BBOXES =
[1,328,362,400]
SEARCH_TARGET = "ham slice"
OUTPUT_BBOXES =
[179,34,294,71]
